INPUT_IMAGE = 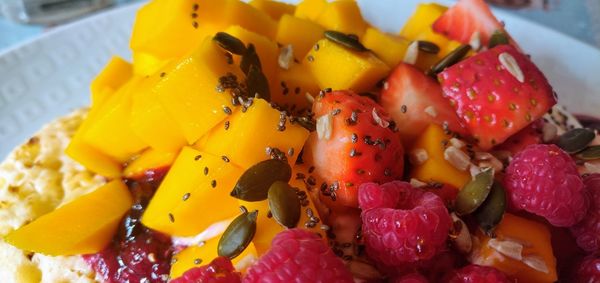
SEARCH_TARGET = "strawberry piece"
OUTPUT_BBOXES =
[381,63,466,144]
[438,45,556,150]
[494,119,544,155]
[432,0,506,47]
[306,90,404,208]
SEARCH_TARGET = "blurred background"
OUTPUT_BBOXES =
[0,0,599,50]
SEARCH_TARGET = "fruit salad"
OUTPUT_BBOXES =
[4,0,600,282]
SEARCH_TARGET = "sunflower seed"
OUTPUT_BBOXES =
[556,128,595,153]
[522,255,550,274]
[218,209,257,259]
[324,30,367,52]
[474,181,506,235]
[455,167,494,215]
[231,159,292,201]
[488,238,523,261]
[372,108,390,128]
[488,30,509,48]
[498,52,524,83]
[449,213,472,254]
[417,40,440,54]
[268,181,301,228]
[403,41,419,65]
[427,44,471,76]
[278,44,294,70]
[409,148,429,166]
[213,32,246,55]
[469,31,481,50]
[444,146,472,171]
[316,113,333,140]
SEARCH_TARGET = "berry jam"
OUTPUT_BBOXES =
[84,168,173,283]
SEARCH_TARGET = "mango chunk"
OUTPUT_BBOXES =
[5,180,132,256]
[249,0,295,21]
[400,3,447,41]
[361,28,410,67]
[132,51,169,77]
[272,63,320,115]
[91,56,132,107]
[294,0,327,21]
[65,137,122,178]
[154,37,240,145]
[123,148,178,179]
[142,147,242,236]
[305,38,389,93]
[409,124,471,189]
[316,0,367,37]
[195,99,309,169]
[471,213,557,283]
[276,14,325,59]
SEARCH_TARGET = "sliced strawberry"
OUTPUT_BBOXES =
[432,0,505,47]
[494,119,543,155]
[305,90,404,208]
[438,45,556,150]
[380,63,466,145]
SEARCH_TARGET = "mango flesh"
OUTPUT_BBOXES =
[316,0,367,37]
[249,0,295,21]
[294,0,327,21]
[123,148,178,179]
[5,180,133,256]
[132,51,169,77]
[409,124,471,189]
[276,14,325,59]
[399,3,448,41]
[195,98,309,169]
[272,63,320,115]
[361,28,410,68]
[142,147,243,236]
[472,213,557,283]
[305,38,390,93]
[90,56,132,107]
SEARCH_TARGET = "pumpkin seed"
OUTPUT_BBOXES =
[213,32,246,55]
[455,167,494,215]
[292,116,316,132]
[556,128,595,153]
[240,44,262,76]
[218,209,257,259]
[427,44,471,76]
[324,30,368,52]
[488,30,509,48]
[417,40,440,54]
[246,64,271,101]
[268,181,301,228]
[231,159,292,201]
[578,145,600,160]
[474,181,506,236]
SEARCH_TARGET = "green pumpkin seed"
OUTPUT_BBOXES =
[455,167,494,215]
[240,44,262,76]
[474,181,506,236]
[417,40,440,54]
[292,116,316,132]
[246,64,271,101]
[488,30,509,48]
[427,44,472,76]
[268,181,301,228]
[578,145,600,160]
[213,32,247,55]
[218,208,257,259]
[556,128,595,153]
[324,30,368,52]
[230,159,292,201]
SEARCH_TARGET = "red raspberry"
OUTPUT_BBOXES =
[445,264,512,283]
[391,273,428,283]
[171,257,241,283]
[574,254,600,283]
[504,144,588,227]
[358,181,451,265]
[358,182,411,211]
[571,173,600,253]
[243,229,353,283]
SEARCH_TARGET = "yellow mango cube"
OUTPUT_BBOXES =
[91,56,132,107]
[154,37,240,145]
[294,0,327,21]
[305,38,389,93]
[5,180,132,256]
[65,137,122,178]
[123,148,178,179]
[400,3,448,41]
[316,0,368,36]
[409,124,471,189]
[361,28,410,67]
[142,147,242,236]
[250,0,295,21]
[276,15,325,59]
[272,63,320,114]
[196,99,309,169]
[132,51,169,77]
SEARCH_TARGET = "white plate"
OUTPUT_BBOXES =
[0,0,599,159]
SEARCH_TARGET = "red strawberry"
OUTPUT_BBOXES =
[432,0,506,47]
[438,44,556,150]
[381,63,466,144]
[495,119,544,155]
[305,90,404,208]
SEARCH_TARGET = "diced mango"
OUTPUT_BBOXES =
[212,0,278,39]
[123,148,178,179]
[90,56,132,107]
[361,28,410,67]
[132,51,169,77]
[276,14,325,59]
[154,37,240,144]
[472,213,557,283]
[5,180,132,256]
[142,147,242,236]
[195,99,309,169]
[316,0,368,37]
[171,237,257,279]
[400,3,447,41]
[294,0,327,21]
[250,0,295,21]
[65,137,122,178]
[272,63,320,114]
[305,38,389,93]
[409,124,471,189]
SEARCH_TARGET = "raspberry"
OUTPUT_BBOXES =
[358,181,451,265]
[445,264,511,283]
[574,254,600,283]
[243,229,353,283]
[391,273,428,283]
[170,257,241,283]
[571,174,600,253]
[504,144,588,227]
[358,182,411,211]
